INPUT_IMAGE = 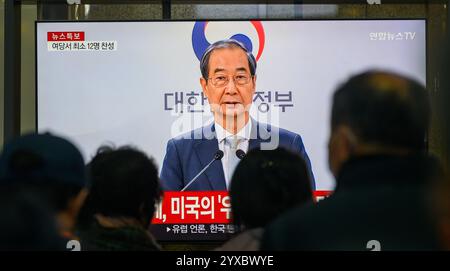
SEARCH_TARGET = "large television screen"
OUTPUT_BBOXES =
[36,19,426,240]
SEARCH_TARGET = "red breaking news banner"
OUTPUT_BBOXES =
[152,190,332,224]
[152,191,232,224]
[47,32,85,42]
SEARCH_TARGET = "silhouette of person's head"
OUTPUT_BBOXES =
[329,70,430,177]
[79,145,161,229]
[230,148,313,229]
[0,132,88,238]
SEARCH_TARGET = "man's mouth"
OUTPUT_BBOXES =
[223,101,240,105]
[222,102,241,109]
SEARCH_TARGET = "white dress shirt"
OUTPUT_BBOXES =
[214,120,252,189]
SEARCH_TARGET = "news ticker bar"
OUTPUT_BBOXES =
[152,191,332,224]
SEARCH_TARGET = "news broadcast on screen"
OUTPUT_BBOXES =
[36,19,426,241]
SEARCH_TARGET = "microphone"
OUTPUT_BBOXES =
[236,149,246,160]
[181,150,224,192]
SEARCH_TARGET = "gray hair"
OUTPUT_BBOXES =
[200,39,257,80]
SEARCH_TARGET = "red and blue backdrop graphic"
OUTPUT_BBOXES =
[192,21,265,62]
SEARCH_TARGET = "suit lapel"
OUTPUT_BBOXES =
[193,123,227,191]
[248,120,271,151]
[248,137,261,151]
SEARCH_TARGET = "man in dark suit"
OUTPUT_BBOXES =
[262,70,443,250]
[160,39,314,191]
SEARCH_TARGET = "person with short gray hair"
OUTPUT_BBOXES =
[200,39,257,80]
[160,39,315,192]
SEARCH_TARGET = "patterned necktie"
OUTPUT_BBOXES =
[225,135,242,188]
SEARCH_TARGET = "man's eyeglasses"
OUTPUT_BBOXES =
[207,74,253,88]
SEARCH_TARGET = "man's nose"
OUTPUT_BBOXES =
[225,78,238,94]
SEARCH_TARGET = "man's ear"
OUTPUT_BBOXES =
[328,125,358,176]
[139,202,153,228]
[67,188,89,218]
[200,77,208,98]
[251,74,257,92]
[338,125,358,154]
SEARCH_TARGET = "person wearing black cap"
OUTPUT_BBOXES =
[0,132,89,242]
